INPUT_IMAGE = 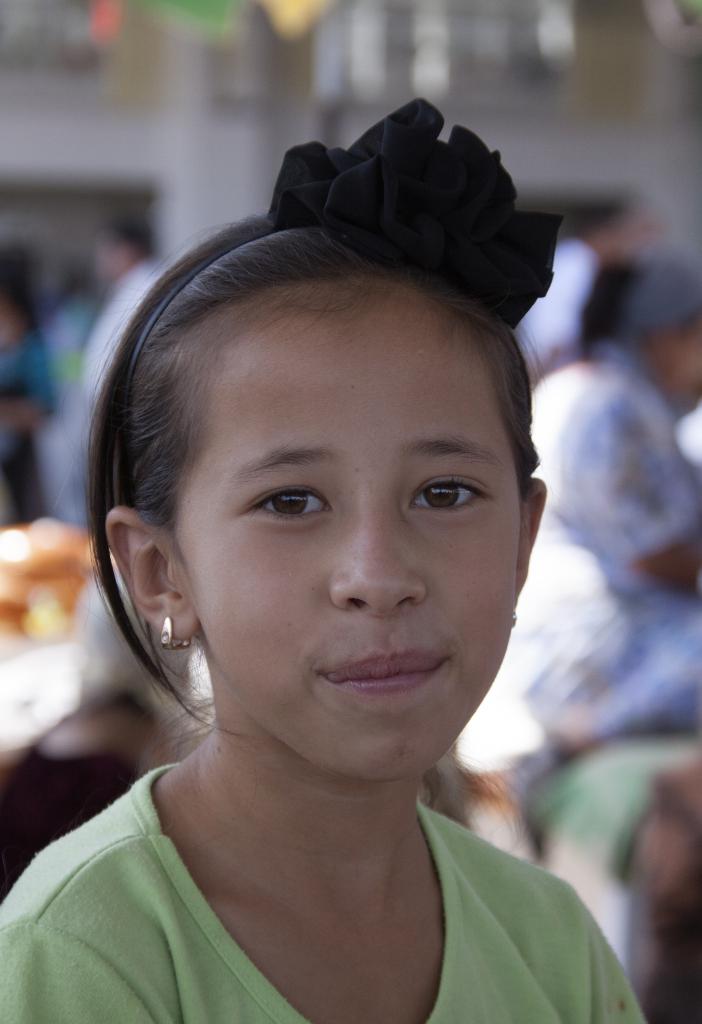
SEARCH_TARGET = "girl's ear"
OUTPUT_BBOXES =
[105,506,200,642]
[515,478,546,596]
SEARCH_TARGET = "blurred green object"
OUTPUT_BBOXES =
[54,350,84,386]
[531,738,699,880]
[129,0,244,31]
[681,0,702,13]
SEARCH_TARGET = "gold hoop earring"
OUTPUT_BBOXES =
[160,615,192,650]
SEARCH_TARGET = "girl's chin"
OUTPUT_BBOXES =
[313,735,463,789]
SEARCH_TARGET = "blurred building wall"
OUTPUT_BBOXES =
[0,0,700,277]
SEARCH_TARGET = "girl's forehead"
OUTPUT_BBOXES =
[197,289,511,462]
[216,283,482,383]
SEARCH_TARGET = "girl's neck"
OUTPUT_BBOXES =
[152,731,445,1024]
[153,730,430,914]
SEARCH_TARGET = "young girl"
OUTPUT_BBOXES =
[0,100,644,1023]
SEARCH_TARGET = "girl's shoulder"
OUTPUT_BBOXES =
[419,801,583,916]
[0,766,168,933]
[419,801,604,966]
[420,806,645,1021]
[0,767,187,1021]
[420,806,609,964]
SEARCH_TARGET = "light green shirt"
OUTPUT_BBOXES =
[0,766,644,1022]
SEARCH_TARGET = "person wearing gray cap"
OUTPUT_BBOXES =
[498,246,702,1017]
[509,246,702,755]
[496,248,702,897]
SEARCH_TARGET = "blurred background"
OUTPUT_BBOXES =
[2,1,702,1018]
[2,0,702,268]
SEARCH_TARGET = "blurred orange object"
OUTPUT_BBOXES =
[90,0,124,46]
[0,520,91,639]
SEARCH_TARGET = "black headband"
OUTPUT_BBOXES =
[124,98,561,398]
[122,232,271,389]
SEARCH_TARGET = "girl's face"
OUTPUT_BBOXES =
[166,284,544,783]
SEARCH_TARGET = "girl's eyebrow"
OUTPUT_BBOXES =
[235,435,501,484]
[403,435,503,467]
[235,445,334,483]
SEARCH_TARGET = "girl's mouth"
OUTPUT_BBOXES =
[322,650,447,696]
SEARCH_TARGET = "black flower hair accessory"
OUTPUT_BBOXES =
[270,98,561,328]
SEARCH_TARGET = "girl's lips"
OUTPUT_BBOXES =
[323,651,447,693]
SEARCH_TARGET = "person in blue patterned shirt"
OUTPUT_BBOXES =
[510,249,702,752]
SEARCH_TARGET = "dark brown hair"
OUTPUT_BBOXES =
[0,247,38,333]
[89,215,539,707]
[580,264,636,357]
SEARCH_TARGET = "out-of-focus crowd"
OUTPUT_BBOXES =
[0,216,185,904]
[0,218,156,529]
[473,204,702,1021]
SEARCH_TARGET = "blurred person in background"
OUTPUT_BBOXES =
[82,216,157,408]
[0,580,175,897]
[518,204,661,379]
[0,250,54,522]
[35,269,97,525]
[0,222,167,887]
[506,249,702,893]
[629,753,702,1022]
[51,216,158,529]
[520,247,702,753]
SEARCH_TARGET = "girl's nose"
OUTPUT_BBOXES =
[328,521,427,615]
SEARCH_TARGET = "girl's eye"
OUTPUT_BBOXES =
[259,490,325,516]
[415,481,477,509]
